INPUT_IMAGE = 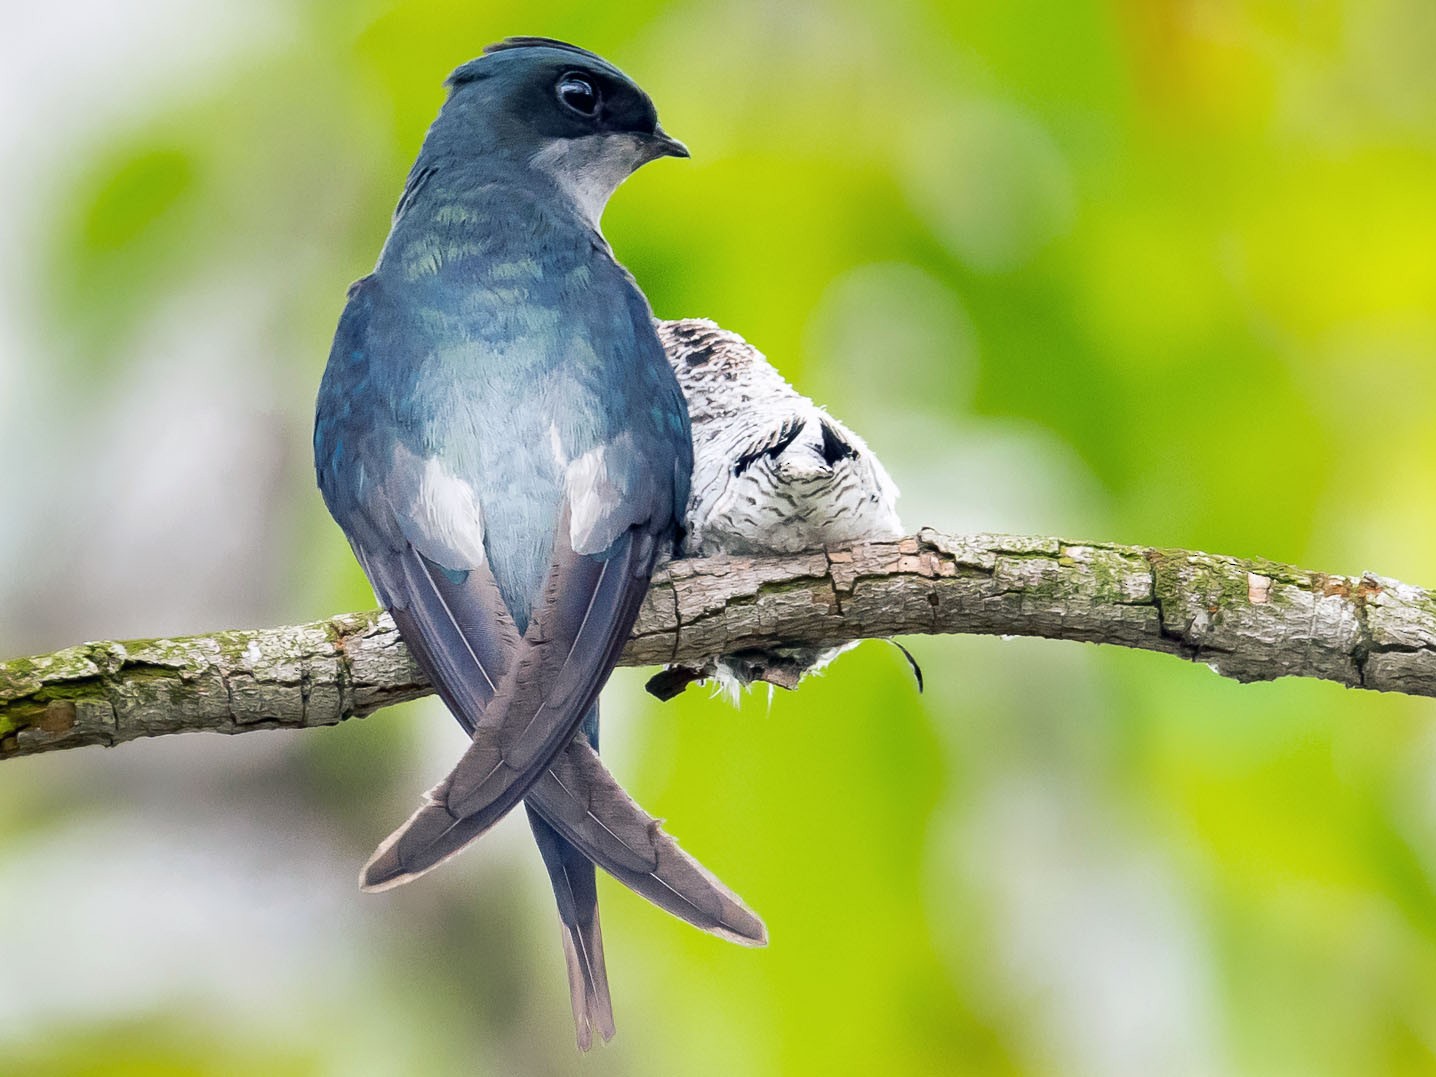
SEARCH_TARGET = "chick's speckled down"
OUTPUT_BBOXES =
[650,318,904,697]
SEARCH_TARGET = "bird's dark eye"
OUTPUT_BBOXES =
[556,74,600,117]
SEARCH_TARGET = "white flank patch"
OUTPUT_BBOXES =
[566,445,613,554]
[392,452,486,569]
[566,435,635,555]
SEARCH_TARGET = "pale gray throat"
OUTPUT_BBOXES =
[530,133,646,232]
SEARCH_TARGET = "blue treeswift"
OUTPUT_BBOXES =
[313,39,763,1050]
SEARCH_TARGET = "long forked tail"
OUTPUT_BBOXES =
[362,736,767,946]
[528,805,614,1051]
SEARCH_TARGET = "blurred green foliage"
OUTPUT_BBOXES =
[6,0,1436,1074]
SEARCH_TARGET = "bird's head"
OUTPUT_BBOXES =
[438,37,688,228]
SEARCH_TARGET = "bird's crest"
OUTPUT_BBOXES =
[483,36,600,58]
[448,37,611,86]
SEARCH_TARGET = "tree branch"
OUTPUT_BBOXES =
[4,529,1434,760]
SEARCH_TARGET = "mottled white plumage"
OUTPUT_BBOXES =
[651,318,904,696]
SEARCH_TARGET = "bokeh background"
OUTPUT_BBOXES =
[3,1,1436,1074]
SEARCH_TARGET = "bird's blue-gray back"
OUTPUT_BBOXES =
[318,117,692,885]
[321,189,689,627]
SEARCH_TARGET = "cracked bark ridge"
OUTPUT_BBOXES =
[3,529,1435,760]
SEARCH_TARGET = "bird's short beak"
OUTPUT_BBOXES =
[647,126,690,160]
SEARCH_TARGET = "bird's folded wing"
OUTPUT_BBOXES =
[362,522,657,887]
[530,737,767,945]
[365,731,766,945]
[362,529,764,944]
[361,542,519,731]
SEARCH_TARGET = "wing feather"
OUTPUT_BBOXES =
[532,740,768,945]
[365,544,517,732]
[363,729,767,946]
[363,523,658,885]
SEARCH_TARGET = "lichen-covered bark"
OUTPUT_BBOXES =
[4,529,1434,759]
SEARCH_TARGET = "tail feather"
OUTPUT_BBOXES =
[529,805,614,1051]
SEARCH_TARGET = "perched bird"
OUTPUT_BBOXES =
[646,318,908,699]
[314,40,763,1050]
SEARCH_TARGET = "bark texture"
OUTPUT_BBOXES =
[4,529,1434,760]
